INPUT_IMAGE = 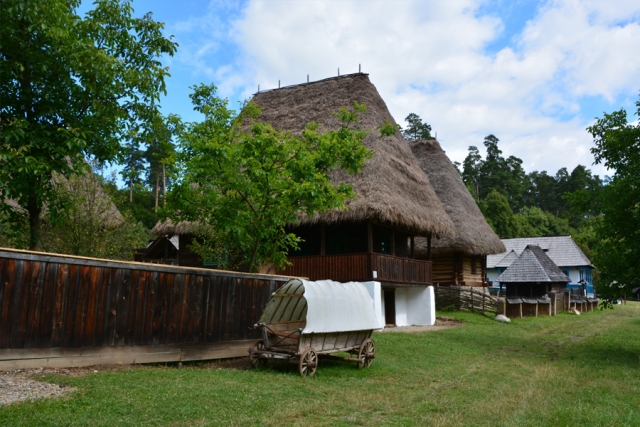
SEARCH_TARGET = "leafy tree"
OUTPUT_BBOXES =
[120,134,146,203]
[0,0,177,249]
[462,146,482,200]
[402,113,432,141]
[169,84,373,272]
[582,95,640,304]
[143,113,178,211]
[482,190,518,238]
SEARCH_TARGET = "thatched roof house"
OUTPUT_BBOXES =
[250,73,455,238]
[409,139,504,256]
[2,170,123,228]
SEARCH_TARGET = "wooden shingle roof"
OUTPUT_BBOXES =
[487,236,593,269]
[497,245,571,283]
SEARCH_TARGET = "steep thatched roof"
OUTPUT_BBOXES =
[2,170,123,227]
[249,73,455,237]
[410,139,505,256]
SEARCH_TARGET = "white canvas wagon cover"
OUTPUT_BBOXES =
[258,279,381,333]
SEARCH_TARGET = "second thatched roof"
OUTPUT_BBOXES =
[410,139,505,256]
[250,73,455,237]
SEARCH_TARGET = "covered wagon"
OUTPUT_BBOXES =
[248,279,381,376]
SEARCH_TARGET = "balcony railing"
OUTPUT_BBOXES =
[278,253,432,285]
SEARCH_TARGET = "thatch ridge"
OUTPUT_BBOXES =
[410,139,505,255]
[151,218,195,236]
[250,74,455,237]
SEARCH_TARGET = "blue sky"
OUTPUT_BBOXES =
[106,0,640,179]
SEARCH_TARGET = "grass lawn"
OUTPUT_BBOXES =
[1,303,639,427]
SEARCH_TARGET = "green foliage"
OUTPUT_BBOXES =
[582,96,640,304]
[0,0,177,249]
[482,190,573,239]
[169,84,373,272]
[0,167,150,259]
[402,113,432,141]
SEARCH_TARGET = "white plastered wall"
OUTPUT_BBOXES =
[395,288,409,326]
[406,286,435,326]
[361,282,436,328]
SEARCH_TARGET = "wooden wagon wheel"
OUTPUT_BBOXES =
[357,338,375,369]
[298,348,318,377]
[249,340,268,368]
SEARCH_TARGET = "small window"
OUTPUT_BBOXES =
[471,256,477,274]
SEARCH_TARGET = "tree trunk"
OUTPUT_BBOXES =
[129,175,133,203]
[27,195,42,251]
[162,163,166,206]
[155,169,160,212]
[248,235,262,273]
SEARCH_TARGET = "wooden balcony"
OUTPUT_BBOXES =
[278,253,432,285]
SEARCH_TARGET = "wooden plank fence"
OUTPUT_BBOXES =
[0,248,294,369]
[434,285,498,315]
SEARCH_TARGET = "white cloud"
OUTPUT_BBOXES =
[171,0,640,177]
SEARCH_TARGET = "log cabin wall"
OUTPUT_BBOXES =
[431,254,455,286]
[461,255,485,287]
[0,248,291,369]
[431,253,486,287]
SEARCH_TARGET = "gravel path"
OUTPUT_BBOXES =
[0,371,75,406]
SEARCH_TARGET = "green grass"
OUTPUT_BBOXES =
[2,303,639,426]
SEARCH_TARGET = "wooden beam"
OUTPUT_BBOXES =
[0,340,257,370]
[427,233,432,261]
[367,222,373,253]
[320,224,326,256]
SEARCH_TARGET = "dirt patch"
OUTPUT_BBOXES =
[378,316,464,333]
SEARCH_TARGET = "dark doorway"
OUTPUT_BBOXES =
[384,289,396,326]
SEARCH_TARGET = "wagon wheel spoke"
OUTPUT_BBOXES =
[357,338,375,369]
[298,348,318,377]
[249,340,268,368]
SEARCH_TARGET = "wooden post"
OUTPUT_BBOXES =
[427,233,432,261]
[410,236,415,258]
[320,224,326,256]
[367,222,373,253]
[519,302,522,319]
[549,291,556,316]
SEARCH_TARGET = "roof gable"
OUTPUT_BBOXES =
[495,250,518,267]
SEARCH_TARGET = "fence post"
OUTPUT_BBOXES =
[549,291,556,316]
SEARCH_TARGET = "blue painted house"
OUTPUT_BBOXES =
[486,236,595,296]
